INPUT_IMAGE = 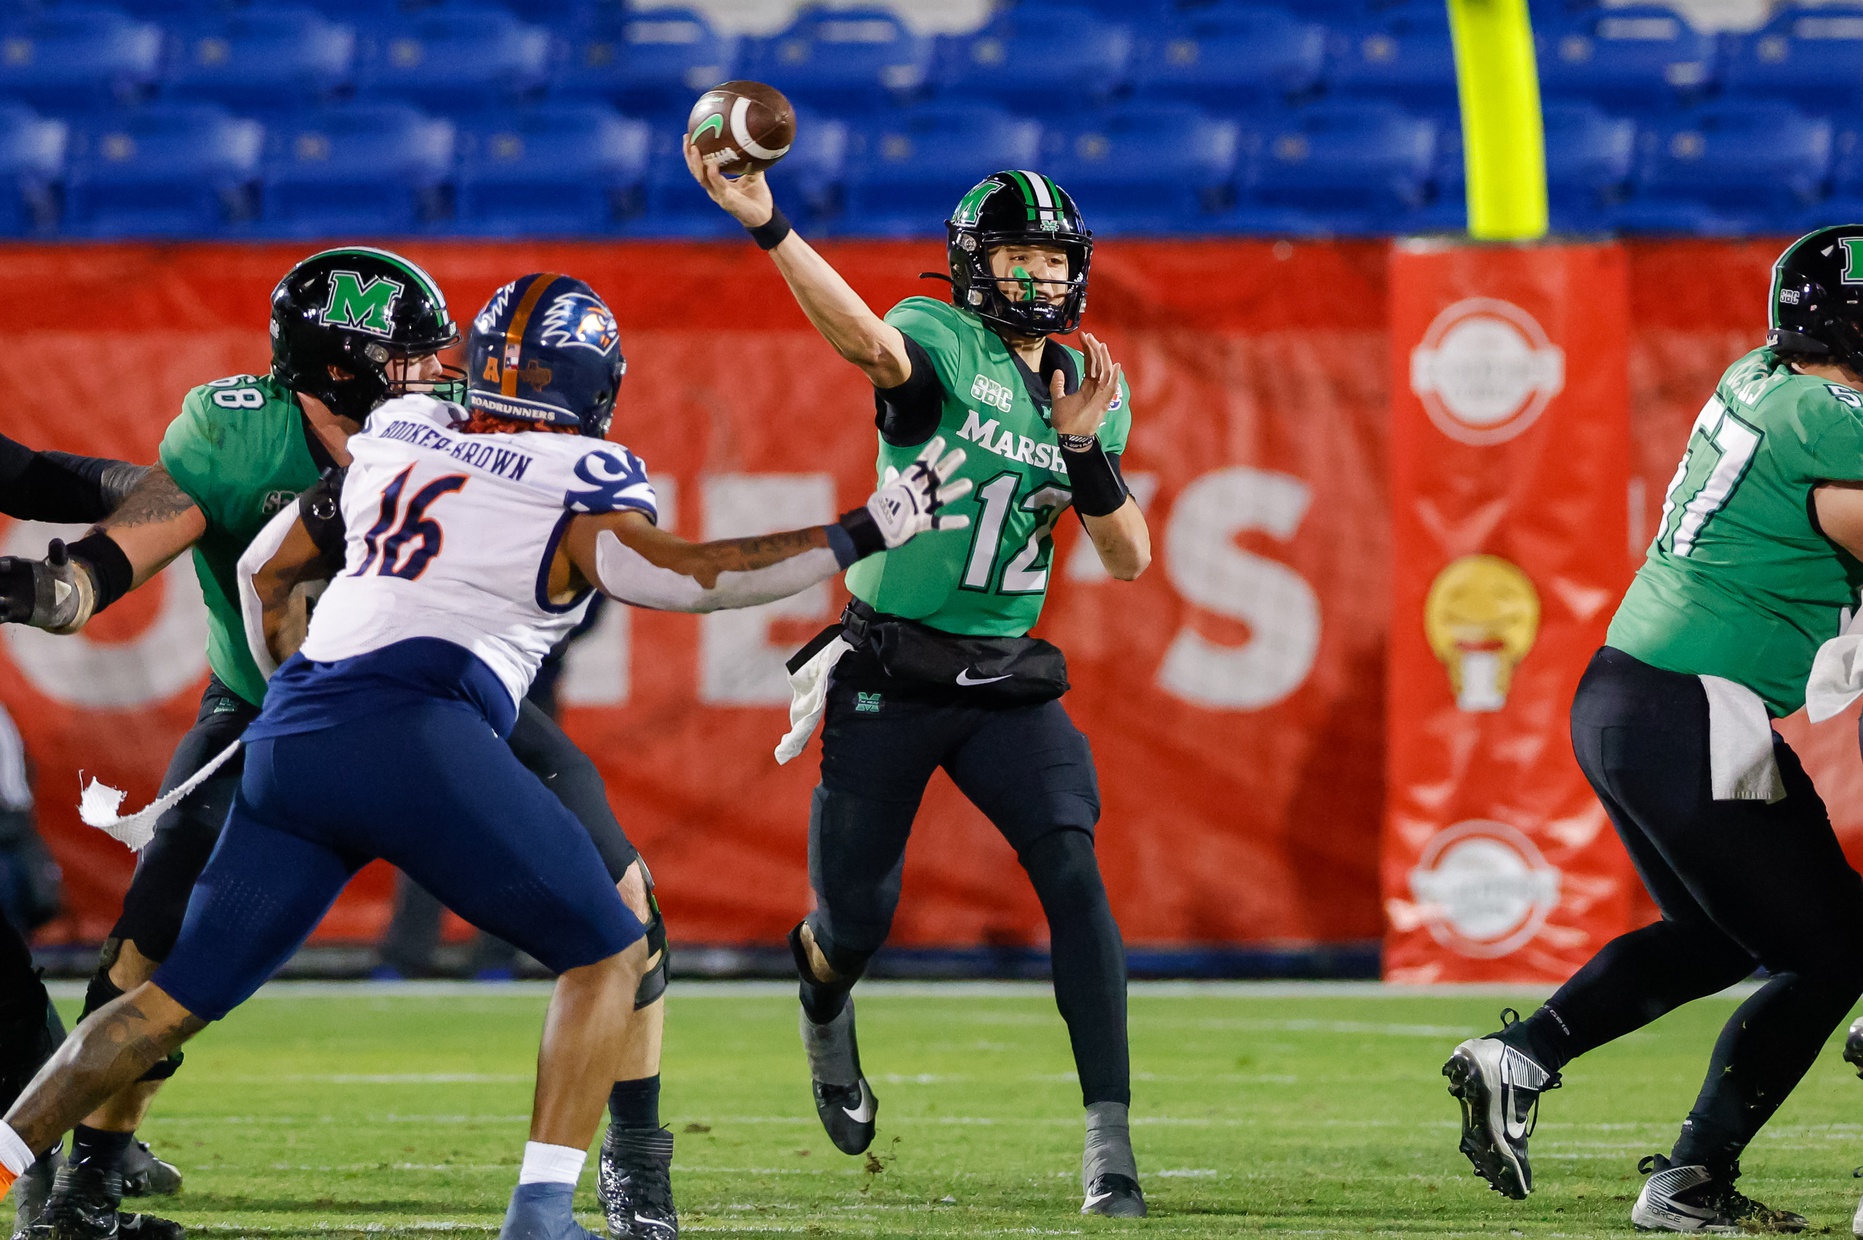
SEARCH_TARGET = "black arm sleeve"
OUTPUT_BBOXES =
[873,334,947,448]
[297,467,349,577]
[0,432,147,524]
[1073,452,1126,527]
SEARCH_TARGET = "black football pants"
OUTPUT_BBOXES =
[805,675,1130,1107]
[1535,646,1863,1173]
[107,675,640,972]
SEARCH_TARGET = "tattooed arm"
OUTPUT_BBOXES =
[0,467,205,631]
[96,466,208,587]
[557,438,971,614]
[3,982,205,1158]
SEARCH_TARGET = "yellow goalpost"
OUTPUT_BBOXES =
[1446,0,1549,240]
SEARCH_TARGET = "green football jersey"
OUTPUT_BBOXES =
[845,297,1133,638]
[159,372,326,708]
[1608,347,1863,715]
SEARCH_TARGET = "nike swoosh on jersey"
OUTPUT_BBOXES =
[955,669,1013,686]
[843,1084,876,1124]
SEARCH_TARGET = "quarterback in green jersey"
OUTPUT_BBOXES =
[689,146,1152,1218]
[1442,228,1863,1234]
[0,250,681,1240]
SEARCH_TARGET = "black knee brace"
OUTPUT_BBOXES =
[83,949,182,1083]
[634,867,669,1011]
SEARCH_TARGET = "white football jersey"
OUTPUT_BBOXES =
[299,395,657,706]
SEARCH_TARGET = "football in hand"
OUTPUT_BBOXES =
[687,80,796,177]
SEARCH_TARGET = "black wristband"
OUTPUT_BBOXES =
[65,531,133,613]
[747,203,793,251]
[833,506,885,564]
[1060,439,1128,518]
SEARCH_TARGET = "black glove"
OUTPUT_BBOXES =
[0,541,89,630]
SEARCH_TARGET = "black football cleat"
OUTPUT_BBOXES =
[798,1001,877,1156]
[36,1165,183,1240]
[1631,1155,1806,1233]
[598,1125,676,1240]
[1846,1015,1863,1078]
[116,1143,179,1200]
[12,1147,62,1240]
[1443,1011,1559,1200]
[1082,1173,1147,1218]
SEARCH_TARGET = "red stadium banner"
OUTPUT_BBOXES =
[0,240,1393,951]
[1382,241,1638,982]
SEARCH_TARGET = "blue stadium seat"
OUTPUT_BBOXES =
[163,9,354,114]
[744,7,929,112]
[1626,103,1829,234]
[454,104,647,235]
[1324,9,1457,113]
[931,6,1130,116]
[353,5,550,113]
[260,104,452,236]
[1803,114,1863,233]
[637,108,845,238]
[552,7,736,120]
[1538,5,1715,110]
[0,104,63,233]
[1128,7,1326,107]
[1226,102,1435,235]
[64,104,261,235]
[0,6,162,111]
[839,104,1039,238]
[1040,105,1239,235]
[1723,6,1863,113]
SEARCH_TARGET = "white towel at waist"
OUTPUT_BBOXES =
[775,636,853,764]
[1808,605,1863,722]
[1698,675,1784,803]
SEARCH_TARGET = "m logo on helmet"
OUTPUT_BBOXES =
[1841,237,1863,284]
[320,271,405,337]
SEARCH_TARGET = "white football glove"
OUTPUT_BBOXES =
[866,436,972,548]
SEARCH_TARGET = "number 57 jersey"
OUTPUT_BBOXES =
[300,395,658,708]
[1607,346,1863,716]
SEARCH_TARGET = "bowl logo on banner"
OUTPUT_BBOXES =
[1423,555,1540,712]
[1410,297,1566,445]
[1407,819,1562,958]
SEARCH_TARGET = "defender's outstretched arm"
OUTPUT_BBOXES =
[684,139,911,389]
[568,438,971,613]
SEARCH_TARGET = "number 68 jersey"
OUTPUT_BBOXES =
[299,395,658,707]
[1607,346,1863,717]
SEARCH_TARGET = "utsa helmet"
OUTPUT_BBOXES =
[1769,225,1863,373]
[271,247,462,423]
[946,170,1092,338]
[465,273,626,438]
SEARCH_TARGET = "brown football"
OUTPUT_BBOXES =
[687,80,796,177]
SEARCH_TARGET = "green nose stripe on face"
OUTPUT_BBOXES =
[1013,265,1036,302]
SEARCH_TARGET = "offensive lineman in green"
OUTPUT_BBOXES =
[688,149,1152,1218]
[0,249,680,1240]
[1443,227,1863,1233]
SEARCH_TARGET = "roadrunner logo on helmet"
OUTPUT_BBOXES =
[466,273,626,438]
[270,246,463,423]
[1768,224,1863,373]
[946,170,1093,338]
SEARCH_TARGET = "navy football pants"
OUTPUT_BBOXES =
[153,698,644,1022]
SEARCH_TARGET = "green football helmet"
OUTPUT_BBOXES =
[945,171,1092,339]
[270,246,463,423]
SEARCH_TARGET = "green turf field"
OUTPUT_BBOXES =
[46,981,1863,1238]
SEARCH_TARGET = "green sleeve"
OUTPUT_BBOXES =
[1782,381,1863,484]
[157,388,226,526]
[884,297,968,393]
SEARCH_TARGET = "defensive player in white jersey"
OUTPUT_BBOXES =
[0,274,970,1240]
